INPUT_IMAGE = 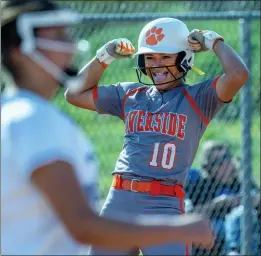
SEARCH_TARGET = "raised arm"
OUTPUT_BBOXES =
[64,57,105,111]
[213,40,249,102]
[188,29,249,102]
[65,38,135,110]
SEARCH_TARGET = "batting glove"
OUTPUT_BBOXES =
[188,29,224,52]
[96,38,135,68]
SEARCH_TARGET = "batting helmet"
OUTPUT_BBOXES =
[135,17,194,85]
[1,0,85,92]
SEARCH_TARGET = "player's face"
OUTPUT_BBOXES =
[36,26,74,74]
[144,53,183,90]
[21,26,74,97]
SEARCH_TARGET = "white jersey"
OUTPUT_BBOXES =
[1,89,98,255]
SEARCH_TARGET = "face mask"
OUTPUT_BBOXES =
[17,9,88,92]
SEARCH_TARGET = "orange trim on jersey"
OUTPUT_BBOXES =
[182,88,210,126]
[121,87,147,120]
[212,75,221,88]
[212,76,233,103]
[93,86,98,101]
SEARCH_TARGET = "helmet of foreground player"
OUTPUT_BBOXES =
[135,18,195,86]
[1,0,88,93]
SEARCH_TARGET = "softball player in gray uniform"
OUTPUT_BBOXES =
[66,17,249,255]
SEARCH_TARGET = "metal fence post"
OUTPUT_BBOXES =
[239,18,253,255]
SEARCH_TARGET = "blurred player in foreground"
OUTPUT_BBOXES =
[1,0,215,255]
[66,15,249,255]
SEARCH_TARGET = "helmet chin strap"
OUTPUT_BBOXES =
[35,38,77,53]
[137,65,187,87]
[15,9,86,93]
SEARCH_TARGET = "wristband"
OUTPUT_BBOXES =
[96,45,115,68]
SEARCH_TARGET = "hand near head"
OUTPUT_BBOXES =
[96,38,135,68]
[109,38,135,57]
[188,29,224,53]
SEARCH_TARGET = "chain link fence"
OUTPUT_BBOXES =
[53,2,261,254]
[1,1,260,255]
[53,1,260,255]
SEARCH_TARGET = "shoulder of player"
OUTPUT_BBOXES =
[117,81,147,94]
[2,94,77,136]
[186,77,217,92]
[1,94,48,129]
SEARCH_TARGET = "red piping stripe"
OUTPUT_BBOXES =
[93,86,98,101]
[121,87,147,120]
[182,88,210,126]
[212,76,233,103]
[212,76,220,88]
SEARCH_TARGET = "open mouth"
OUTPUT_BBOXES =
[152,71,169,82]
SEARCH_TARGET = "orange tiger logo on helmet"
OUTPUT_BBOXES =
[145,26,165,46]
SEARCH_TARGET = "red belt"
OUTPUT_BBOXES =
[112,174,185,199]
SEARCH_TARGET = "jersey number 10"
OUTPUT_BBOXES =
[149,142,176,170]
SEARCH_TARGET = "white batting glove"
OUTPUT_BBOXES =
[96,38,135,68]
[188,29,224,52]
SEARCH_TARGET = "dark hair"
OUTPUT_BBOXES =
[200,141,233,173]
[1,0,59,77]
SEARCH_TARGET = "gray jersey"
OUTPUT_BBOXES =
[93,77,227,186]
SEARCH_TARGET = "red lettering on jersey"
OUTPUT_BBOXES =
[137,110,146,132]
[128,111,138,133]
[162,113,169,134]
[126,111,187,139]
[167,113,177,136]
[177,114,187,140]
[145,112,154,132]
[153,113,162,132]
